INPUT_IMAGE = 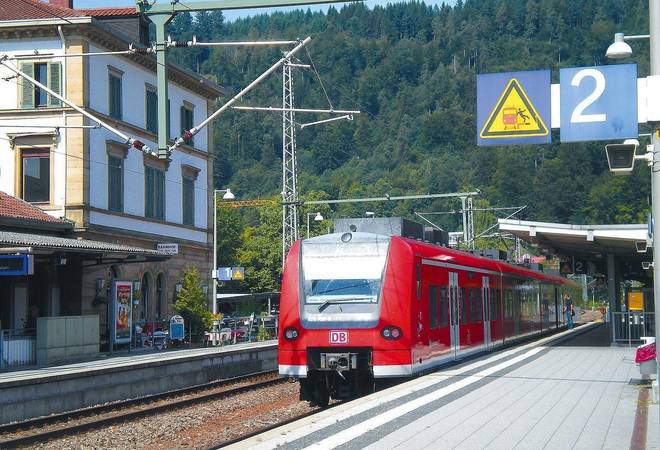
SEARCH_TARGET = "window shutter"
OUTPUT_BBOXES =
[180,105,186,135]
[20,63,34,109]
[146,89,157,133]
[145,166,153,218]
[156,170,165,219]
[48,62,62,107]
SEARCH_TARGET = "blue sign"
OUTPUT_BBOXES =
[217,266,245,281]
[560,64,637,142]
[477,70,551,146]
[0,254,34,276]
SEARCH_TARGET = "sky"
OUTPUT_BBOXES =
[73,0,456,22]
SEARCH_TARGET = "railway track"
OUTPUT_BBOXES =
[0,371,283,448]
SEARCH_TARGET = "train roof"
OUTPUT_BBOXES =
[395,236,574,286]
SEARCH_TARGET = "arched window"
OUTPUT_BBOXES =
[156,273,165,320]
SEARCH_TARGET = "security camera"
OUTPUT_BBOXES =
[642,261,653,270]
[605,139,639,175]
[636,240,649,253]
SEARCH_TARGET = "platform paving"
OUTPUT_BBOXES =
[237,324,649,450]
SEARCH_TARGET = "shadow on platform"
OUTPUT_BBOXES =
[555,322,612,347]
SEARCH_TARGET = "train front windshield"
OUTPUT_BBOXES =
[301,233,390,307]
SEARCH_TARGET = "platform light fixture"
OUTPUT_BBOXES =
[306,212,324,238]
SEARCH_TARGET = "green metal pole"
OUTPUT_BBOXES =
[150,13,173,160]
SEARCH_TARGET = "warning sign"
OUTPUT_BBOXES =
[480,79,548,138]
[477,70,551,146]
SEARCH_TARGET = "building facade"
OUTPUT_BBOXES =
[0,0,221,341]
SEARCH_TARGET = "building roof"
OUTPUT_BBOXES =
[77,8,138,18]
[0,0,84,21]
[0,191,72,230]
[0,230,169,258]
[0,0,140,21]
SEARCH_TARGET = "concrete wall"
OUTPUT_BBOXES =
[36,315,99,366]
[0,343,277,424]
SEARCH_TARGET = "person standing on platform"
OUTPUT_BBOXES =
[563,292,574,330]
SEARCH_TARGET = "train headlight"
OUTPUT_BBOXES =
[381,326,402,340]
[284,327,299,340]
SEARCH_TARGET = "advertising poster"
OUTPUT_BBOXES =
[112,280,133,344]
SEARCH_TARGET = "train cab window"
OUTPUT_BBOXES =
[429,286,438,329]
[460,287,467,324]
[439,286,448,326]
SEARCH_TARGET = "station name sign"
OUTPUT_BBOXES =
[0,254,34,276]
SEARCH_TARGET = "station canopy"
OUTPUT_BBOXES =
[498,219,650,280]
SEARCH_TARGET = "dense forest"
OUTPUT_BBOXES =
[167,0,652,291]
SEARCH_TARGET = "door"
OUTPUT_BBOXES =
[449,272,460,358]
[482,277,491,349]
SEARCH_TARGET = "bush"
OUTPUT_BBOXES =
[174,266,212,342]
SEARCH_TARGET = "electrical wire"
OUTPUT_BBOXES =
[304,47,333,110]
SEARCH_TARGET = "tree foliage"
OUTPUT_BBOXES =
[174,266,213,339]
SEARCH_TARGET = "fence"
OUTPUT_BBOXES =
[611,312,655,345]
[0,328,36,369]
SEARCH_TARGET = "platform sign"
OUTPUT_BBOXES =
[477,70,551,146]
[559,64,637,142]
[217,266,245,281]
[111,281,133,345]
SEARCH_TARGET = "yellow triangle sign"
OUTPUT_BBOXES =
[480,78,548,139]
[233,269,243,280]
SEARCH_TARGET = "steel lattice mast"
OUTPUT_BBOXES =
[282,60,299,265]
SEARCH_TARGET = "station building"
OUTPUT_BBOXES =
[0,0,222,349]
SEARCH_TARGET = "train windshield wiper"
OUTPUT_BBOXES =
[318,299,345,312]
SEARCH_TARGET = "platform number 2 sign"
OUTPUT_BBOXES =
[560,64,637,143]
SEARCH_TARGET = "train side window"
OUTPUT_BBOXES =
[476,288,483,323]
[460,287,467,324]
[439,286,448,326]
[491,289,500,321]
[429,285,438,329]
[416,264,421,300]
[468,288,476,323]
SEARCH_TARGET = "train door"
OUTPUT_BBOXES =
[449,272,460,358]
[482,277,491,350]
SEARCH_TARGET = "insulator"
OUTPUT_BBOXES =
[182,130,194,142]
[132,140,145,150]
[131,47,151,55]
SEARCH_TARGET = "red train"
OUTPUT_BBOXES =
[278,231,576,406]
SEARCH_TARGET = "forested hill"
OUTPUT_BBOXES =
[168,0,652,228]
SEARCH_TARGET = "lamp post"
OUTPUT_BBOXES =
[606,0,660,416]
[212,188,235,344]
[306,212,324,238]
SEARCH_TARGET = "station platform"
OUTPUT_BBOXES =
[0,340,277,424]
[236,324,654,450]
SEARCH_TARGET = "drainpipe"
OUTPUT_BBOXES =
[57,25,67,219]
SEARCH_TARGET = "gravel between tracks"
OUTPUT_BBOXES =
[26,380,316,449]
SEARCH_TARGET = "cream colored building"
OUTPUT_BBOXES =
[0,0,222,343]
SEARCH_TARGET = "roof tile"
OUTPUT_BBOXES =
[0,191,69,225]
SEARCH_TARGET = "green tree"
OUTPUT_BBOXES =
[174,267,213,341]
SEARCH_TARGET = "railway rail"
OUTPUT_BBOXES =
[0,371,282,448]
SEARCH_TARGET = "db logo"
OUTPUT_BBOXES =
[329,330,348,345]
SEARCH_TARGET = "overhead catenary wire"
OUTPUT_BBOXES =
[0,56,154,157]
[170,36,299,47]
[169,36,313,153]
[4,46,150,61]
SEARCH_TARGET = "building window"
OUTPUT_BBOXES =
[108,155,124,212]
[145,165,165,220]
[19,62,61,109]
[182,177,194,226]
[21,149,50,203]
[108,68,123,120]
[180,103,194,146]
[145,85,157,134]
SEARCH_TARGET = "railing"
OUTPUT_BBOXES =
[0,328,36,369]
[611,312,655,346]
